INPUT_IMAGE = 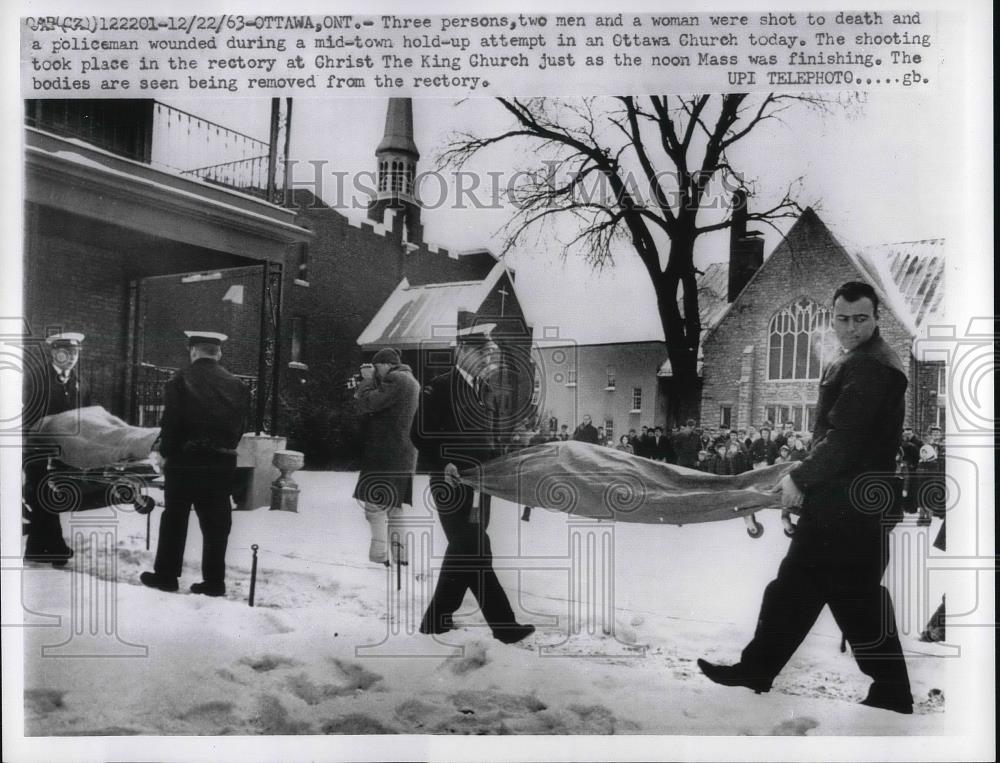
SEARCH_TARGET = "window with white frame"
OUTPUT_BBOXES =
[631,387,642,412]
[566,368,577,386]
[767,299,835,380]
[604,419,614,442]
[531,370,541,406]
[764,404,815,433]
[606,366,616,389]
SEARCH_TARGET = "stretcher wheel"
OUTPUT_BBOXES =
[781,516,797,538]
[746,518,764,539]
[135,496,156,515]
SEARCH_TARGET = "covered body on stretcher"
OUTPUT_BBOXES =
[25,406,163,514]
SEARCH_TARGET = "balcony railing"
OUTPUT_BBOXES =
[26,98,288,200]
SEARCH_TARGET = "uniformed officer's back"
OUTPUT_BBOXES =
[159,359,249,461]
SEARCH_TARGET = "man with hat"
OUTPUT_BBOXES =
[353,346,421,567]
[410,322,535,644]
[23,332,91,565]
[141,331,250,596]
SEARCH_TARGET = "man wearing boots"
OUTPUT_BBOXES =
[353,347,421,568]
[141,331,250,597]
[697,282,914,715]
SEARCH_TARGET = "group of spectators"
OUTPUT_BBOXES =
[510,417,816,476]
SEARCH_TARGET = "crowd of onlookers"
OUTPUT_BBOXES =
[510,417,948,502]
[510,416,816,475]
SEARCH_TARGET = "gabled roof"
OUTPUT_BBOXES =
[357,261,510,348]
[702,209,945,340]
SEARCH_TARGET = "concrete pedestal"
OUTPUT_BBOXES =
[235,434,286,511]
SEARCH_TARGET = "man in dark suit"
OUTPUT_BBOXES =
[23,332,91,565]
[411,324,534,644]
[698,281,914,714]
[141,331,250,596]
[572,415,600,444]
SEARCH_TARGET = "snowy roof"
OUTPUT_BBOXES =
[857,240,945,332]
[356,261,509,348]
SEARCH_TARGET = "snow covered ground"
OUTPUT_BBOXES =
[12,470,957,757]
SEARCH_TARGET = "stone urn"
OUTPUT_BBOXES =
[270,449,305,512]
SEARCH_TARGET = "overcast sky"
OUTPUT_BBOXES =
[166,87,955,344]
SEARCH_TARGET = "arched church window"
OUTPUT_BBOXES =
[767,298,835,380]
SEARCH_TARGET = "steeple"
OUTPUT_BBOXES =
[368,98,423,245]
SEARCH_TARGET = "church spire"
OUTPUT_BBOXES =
[368,98,423,245]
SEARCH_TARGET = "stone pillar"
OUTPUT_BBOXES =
[236,433,286,511]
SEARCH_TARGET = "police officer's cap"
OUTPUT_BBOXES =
[454,322,497,347]
[46,332,85,348]
[184,331,228,346]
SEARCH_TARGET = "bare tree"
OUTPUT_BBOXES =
[440,94,837,418]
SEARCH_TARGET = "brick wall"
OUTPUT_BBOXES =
[701,209,934,434]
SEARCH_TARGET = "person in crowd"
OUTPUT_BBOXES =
[141,331,251,597]
[638,425,655,459]
[916,425,945,526]
[558,424,570,441]
[23,332,92,565]
[727,440,750,474]
[774,421,796,450]
[744,426,759,451]
[698,281,914,715]
[750,424,779,469]
[572,415,600,444]
[789,435,809,461]
[352,347,421,567]
[897,425,923,515]
[653,426,675,462]
[695,449,712,471]
[410,324,535,644]
[596,426,606,445]
[627,428,640,453]
[673,419,702,469]
[615,434,634,454]
[776,445,792,463]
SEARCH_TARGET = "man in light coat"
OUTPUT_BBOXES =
[353,347,421,566]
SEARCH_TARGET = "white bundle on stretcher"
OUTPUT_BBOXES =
[34,406,161,470]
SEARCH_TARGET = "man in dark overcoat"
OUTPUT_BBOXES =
[23,332,91,565]
[572,415,600,444]
[353,347,420,566]
[698,282,914,714]
[141,331,249,596]
[672,419,701,469]
[411,324,535,644]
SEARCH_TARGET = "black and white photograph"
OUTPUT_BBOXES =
[2,2,994,762]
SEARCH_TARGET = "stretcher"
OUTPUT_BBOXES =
[29,457,163,516]
[23,405,164,520]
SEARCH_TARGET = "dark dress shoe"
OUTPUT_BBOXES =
[494,623,536,644]
[860,684,913,714]
[140,572,179,592]
[697,659,772,694]
[190,581,226,597]
[419,614,456,635]
[25,544,74,567]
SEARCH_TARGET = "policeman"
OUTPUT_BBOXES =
[23,332,91,565]
[141,332,250,596]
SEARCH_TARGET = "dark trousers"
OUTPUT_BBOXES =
[154,469,233,586]
[422,475,517,633]
[738,516,912,702]
[22,456,71,557]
